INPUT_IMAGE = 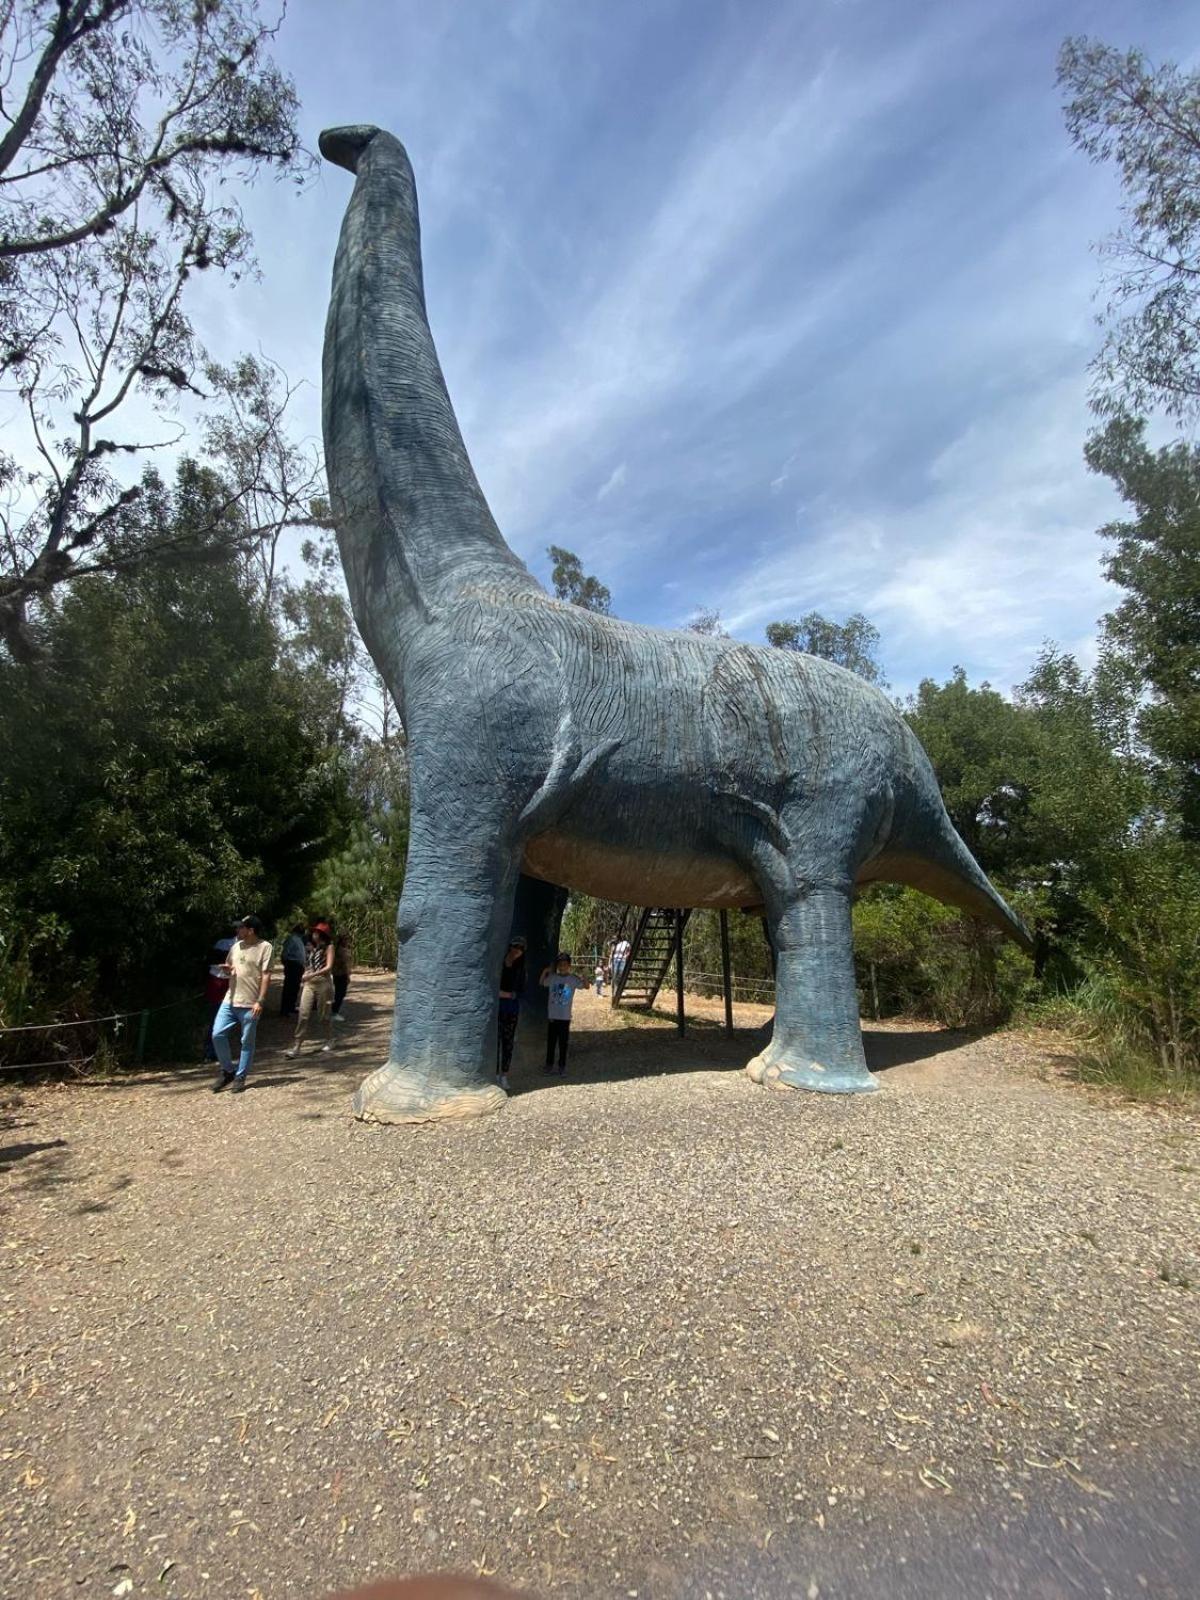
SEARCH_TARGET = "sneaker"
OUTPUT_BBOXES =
[333,1014,346,1024]
[283,1047,298,1059]
[231,1077,247,1093]
[321,1044,333,1054]
[211,1072,234,1093]
[555,1067,566,1076]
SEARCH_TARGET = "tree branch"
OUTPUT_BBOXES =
[0,0,129,179]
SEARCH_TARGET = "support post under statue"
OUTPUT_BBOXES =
[719,909,733,1034]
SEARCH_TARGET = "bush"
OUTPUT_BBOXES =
[1034,972,1197,1101]
[852,884,1041,1028]
[1078,837,1200,1077]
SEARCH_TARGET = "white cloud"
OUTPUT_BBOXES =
[724,375,1119,694]
[596,461,627,501]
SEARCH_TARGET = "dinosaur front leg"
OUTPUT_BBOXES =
[352,813,520,1125]
[746,884,878,1095]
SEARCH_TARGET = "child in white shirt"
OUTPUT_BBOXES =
[540,952,588,1074]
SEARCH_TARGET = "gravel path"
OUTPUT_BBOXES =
[2,974,1198,1599]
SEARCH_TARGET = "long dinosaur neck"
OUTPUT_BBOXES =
[322,128,539,669]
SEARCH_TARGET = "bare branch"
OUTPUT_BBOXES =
[0,1,130,180]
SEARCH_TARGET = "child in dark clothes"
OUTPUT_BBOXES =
[496,936,527,1076]
[539,951,587,1074]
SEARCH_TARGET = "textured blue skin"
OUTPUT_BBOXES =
[320,126,1031,1124]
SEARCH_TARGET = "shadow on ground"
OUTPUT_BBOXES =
[506,1012,974,1096]
[6,977,992,1111]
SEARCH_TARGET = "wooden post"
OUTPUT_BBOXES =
[674,908,685,1036]
[719,909,734,1034]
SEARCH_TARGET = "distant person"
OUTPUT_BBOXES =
[332,931,354,1023]
[496,936,527,1077]
[202,932,236,1062]
[280,923,307,1017]
[285,926,335,1058]
[611,936,631,987]
[211,916,273,1092]
[539,951,587,1075]
[594,961,605,996]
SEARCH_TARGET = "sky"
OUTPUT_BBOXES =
[196,0,1196,697]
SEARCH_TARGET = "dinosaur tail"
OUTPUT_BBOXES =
[866,730,1034,953]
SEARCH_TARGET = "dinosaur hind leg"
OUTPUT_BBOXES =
[746,882,877,1096]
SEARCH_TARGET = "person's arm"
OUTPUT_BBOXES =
[540,966,551,985]
[253,947,271,1016]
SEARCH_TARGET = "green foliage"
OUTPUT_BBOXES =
[765,612,886,686]
[546,545,612,614]
[906,669,1040,876]
[0,2,313,659]
[852,885,1040,1028]
[1059,38,1200,424]
[1084,417,1200,832]
[1034,973,1197,1104]
[914,651,1200,1079]
[309,805,410,969]
[682,911,774,1001]
[1079,837,1200,1078]
[0,462,353,1038]
[561,893,625,965]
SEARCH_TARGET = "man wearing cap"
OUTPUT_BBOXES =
[211,915,274,1093]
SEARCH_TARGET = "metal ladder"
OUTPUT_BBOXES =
[611,906,691,1009]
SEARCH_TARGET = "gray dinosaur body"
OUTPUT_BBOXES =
[320,124,1029,1123]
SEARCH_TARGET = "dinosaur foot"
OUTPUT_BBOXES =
[744,1051,771,1084]
[352,1064,507,1125]
[745,1051,879,1095]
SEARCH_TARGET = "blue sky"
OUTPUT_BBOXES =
[203,0,1195,696]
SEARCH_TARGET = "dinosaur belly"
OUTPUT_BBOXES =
[521,831,759,909]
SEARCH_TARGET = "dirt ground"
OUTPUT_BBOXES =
[2,972,1198,1599]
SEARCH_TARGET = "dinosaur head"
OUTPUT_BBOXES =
[319,124,398,174]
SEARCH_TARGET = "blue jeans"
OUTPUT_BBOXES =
[212,1000,261,1079]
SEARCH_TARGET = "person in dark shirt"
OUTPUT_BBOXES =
[496,936,527,1077]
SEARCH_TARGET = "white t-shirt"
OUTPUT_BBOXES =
[612,940,631,965]
[544,972,587,1021]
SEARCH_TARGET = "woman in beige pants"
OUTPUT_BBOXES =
[285,928,335,1057]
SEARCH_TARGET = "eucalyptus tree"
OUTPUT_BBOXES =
[766,611,886,686]
[0,0,313,660]
[1059,36,1200,424]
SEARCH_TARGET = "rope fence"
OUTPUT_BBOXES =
[682,967,776,1003]
[0,991,205,1074]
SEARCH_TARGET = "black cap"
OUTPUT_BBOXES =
[237,914,264,935]
[555,951,572,963]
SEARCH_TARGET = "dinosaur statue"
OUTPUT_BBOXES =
[320,124,1031,1124]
